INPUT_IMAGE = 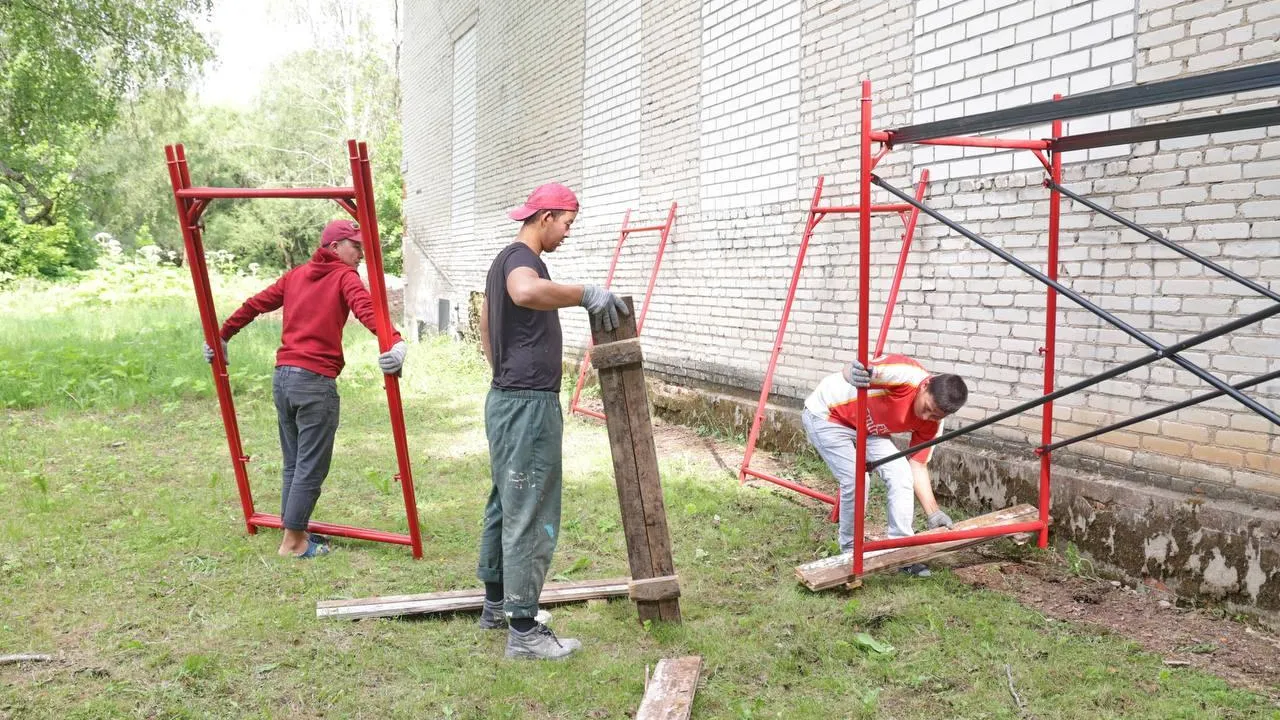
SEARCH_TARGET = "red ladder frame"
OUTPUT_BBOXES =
[736,170,931,504]
[568,201,678,420]
[164,140,423,558]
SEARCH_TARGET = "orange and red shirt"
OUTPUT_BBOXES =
[803,354,942,463]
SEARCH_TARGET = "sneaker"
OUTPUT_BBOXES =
[479,603,551,630]
[505,623,582,660]
[899,563,932,578]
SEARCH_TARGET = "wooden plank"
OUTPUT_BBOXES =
[316,577,631,620]
[796,504,1039,591]
[591,337,644,369]
[593,297,681,623]
[636,656,703,720]
[629,575,681,602]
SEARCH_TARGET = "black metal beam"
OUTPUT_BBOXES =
[1048,179,1280,303]
[866,302,1280,470]
[871,175,1280,428]
[887,60,1280,145]
[1053,106,1280,153]
[1041,369,1280,454]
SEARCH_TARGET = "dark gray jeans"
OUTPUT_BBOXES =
[476,388,563,619]
[273,365,340,531]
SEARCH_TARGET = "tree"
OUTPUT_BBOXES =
[0,0,211,277]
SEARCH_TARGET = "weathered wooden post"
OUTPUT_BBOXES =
[590,296,681,623]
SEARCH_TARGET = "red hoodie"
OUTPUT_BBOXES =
[219,247,402,378]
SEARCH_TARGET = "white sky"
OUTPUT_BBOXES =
[195,0,398,108]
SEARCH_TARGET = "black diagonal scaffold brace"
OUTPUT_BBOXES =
[870,174,1280,435]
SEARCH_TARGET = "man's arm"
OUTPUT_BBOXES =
[220,277,286,340]
[340,273,403,342]
[909,459,941,515]
[479,295,492,368]
[505,267,584,310]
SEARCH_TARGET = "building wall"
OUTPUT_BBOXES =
[402,2,1280,504]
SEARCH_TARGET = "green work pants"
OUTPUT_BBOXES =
[476,388,563,619]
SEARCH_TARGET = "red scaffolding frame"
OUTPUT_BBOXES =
[164,140,424,558]
[569,202,678,420]
[745,61,1280,581]
[737,171,931,504]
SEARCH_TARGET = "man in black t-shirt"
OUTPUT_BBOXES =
[475,182,627,661]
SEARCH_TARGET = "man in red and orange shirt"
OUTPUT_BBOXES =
[802,354,968,574]
[204,219,406,559]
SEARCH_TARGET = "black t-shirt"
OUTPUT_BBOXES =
[486,242,563,392]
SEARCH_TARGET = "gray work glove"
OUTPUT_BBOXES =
[203,339,228,364]
[378,340,407,375]
[845,358,871,388]
[926,510,954,530]
[580,285,630,333]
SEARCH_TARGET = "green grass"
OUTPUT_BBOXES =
[1,268,1277,719]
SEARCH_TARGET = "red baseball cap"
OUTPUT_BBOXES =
[320,219,361,247]
[507,183,580,221]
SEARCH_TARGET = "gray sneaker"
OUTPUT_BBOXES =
[505,623,582,660]
[899,563,932,578]
[479,603,551,630]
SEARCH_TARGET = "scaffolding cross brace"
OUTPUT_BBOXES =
[164,140,424,558]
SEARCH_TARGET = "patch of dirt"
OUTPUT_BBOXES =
[950,553,1280,700]
[637,414,1280,701]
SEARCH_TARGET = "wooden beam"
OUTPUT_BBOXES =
[591,337,644,369]
[594,297,681,623]
[316,577,631,620]
[796,504,1039,591]
[629,575,681,602]
[636,656,703,720]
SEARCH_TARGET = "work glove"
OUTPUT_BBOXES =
[378,340,407,375]
[580,285,630,333]
[926,510,954,530]
[203,339,228,364]
[845,358,871,388]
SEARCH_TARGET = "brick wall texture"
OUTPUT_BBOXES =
[401,0,1280,500]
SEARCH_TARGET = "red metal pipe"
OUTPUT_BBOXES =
[176,187,357,200]
[862,520,1046,551]
[622,223,667,233]
[573,406,606,421]
[249,513,413,546]
[875,169,930,357]
[853,80,873,575]
[739,176,827,481]
[741,468,837,505]
[569,209,630,418]
[868,144,891,171]
[347,140,424,559]
[165,144,257,534]
[335,198,358,218]
[870,131,1051,150]
[636,201,678,334]
[1040,97,1063,550]
[813,203,913,214]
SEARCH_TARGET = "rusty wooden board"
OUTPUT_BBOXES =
[636,656,703,720]
[796,503,1039,591]
[316,577,631,620]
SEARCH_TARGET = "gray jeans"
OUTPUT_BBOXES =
[801,409,916,550]
[273,366,340,531]
[476,388,563,619]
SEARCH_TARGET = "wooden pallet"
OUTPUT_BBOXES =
[795,503,1039,591]
[636,656,703,720]
[316,577,631,620]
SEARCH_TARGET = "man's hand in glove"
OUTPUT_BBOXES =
[378,340,407,375]
[203,339,228,364]
[926,510,954,530]
[580,285,630,332]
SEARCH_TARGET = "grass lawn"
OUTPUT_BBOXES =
[1,265,1276,719]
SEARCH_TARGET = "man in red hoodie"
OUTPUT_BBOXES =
[203,218,407,559]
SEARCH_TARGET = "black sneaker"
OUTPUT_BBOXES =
[899,563,932,578]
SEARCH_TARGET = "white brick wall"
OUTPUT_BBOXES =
[403,0,1280,498]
